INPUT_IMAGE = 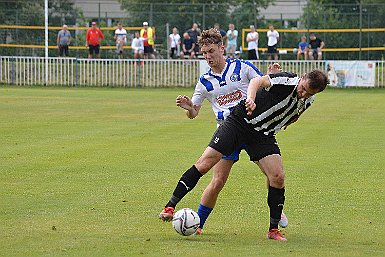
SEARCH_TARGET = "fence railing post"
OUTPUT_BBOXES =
[137,58,141,87]
[11,57,15,85]
[75,57,78,86]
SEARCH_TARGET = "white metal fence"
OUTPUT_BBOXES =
[1,56,384,88]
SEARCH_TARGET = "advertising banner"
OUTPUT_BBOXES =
[325,61,376,87]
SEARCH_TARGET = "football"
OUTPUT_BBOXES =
[172,208,200,236]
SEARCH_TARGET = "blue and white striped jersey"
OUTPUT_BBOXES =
[192,58,263,125]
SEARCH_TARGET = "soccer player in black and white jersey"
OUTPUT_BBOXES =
[160,28,287,234]
[160,67,328,241]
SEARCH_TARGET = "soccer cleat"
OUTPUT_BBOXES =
[194,227,202,235]
[159,207,174,222]
[267,229,287,241]
[278,212,289,228]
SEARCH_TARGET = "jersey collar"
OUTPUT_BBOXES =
[208,58,231,87]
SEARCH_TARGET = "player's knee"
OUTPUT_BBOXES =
[210,177,226,192]
[269,171,285,187]
[195,159,212,175]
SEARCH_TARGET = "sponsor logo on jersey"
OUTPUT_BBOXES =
[216,89,242,106]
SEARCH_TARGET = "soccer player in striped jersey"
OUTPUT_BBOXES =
[160,68,328,241]
[160,28,287,234]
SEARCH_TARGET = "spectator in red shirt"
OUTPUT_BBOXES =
[140,22,156,59]
[85,21,104,59]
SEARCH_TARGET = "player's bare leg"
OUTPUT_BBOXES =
[201,160,233,207]
[256,154,287,241]
[197,159,233,232]
[160,147,223,221]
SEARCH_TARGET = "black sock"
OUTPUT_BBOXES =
[267,186,285,230]
[165,165,203,208]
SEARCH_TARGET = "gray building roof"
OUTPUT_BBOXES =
[74,0,126,19]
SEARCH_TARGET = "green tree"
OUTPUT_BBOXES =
[0,0,84,56]
[300,0,385,60]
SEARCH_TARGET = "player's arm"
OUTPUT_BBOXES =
[245,75,271,115]
[176,95,200,119]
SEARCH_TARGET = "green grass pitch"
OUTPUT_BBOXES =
[0,86,384,256]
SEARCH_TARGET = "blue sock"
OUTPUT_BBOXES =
[197,203,213,229]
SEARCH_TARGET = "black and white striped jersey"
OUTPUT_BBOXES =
[232,72,315,136]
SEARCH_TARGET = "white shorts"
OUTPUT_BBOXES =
[134,49,144,55]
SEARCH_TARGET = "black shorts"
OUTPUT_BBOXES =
[89,45,100,55]
[208,118,280,162]
[267,44,278,54]
[183,51,194,56]
[59,45,69,57]
[144,46,154,54]
[248,49,257,60]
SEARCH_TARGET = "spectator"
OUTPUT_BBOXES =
[140,21,156,59]
[308,34,325,60]
[327,63,337,86]
[214,23,227,42]
[180,33,195,59]
[267,25,279,60]
[297,36,309,60]
[85,21,104,59]
[187,23,201,55]
[246,25,259,60]
[57,24,71,57]
[131,31,144,64]
[226,23,238,58]
[114,22,127,59]
[169,27,181,59]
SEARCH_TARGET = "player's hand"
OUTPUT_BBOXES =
[176,95,193,111]
[245,97,256,116]
[267,63,282,74]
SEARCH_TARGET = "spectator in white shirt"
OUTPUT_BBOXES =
[267,25,279,60]
[114,23,127,58]
[246,25,259,60]
[131,31,144,64]
[169,27,181,59]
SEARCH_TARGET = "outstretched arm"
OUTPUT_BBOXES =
[176,95,201,119]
